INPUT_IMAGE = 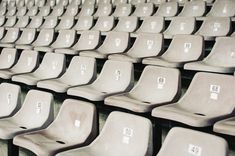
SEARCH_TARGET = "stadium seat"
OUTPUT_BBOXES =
[16,0,25,7]
[214,117,235,137]
[0,28,20,48]
[91,16,114,34]
[62,5,79,17]
[148,0,166,5]
[132,3,154,18]
[46,0,56,7]
[109,33,163,63]
[56,111,153,156]
[112,4,132,17]
[83,0,96,5]
[113,16,139,33]
[178,0,206,17]
[37,56,96,93]
[157,127,228,156]
[152,72,235,127]
[27,16,43,29]
[14,16,30,28]
[105,66,181,113]
[0,7,6,16]
[15,28,36,50]
[16,6,27,17]
[93,4,113,17]
[130,0,146,5]
[36,0,46,7]
[76,4,95,17]
[80,31,129,59]
[55,16,74,30]
[142,35,203,68]
[113,0,128,6]
[14,99,98,156]
[0,50,38,79]
[0,16,6,26]
[184,37,235,73]
[33,29,55,52]
[163,17,196,39]
[40,16,58,29]
[37,6,51,17]
[154,2,178,17]
[0,90,53,140]
[26,6,39,17]
[49,5,64,17]
[67,60,134,101]
[98,0,111,4]
[26,0,35,8]
[57,0,69,7]
[4,16,17,27]
[8,0,15,8]
[72,16,94,32]
[6,7,17,16]
[69,0,81,6]
[0,48,17,70]
[12,53,65,86]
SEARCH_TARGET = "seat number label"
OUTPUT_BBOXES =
[188,144,202,156]
[210,85,220,100]
[122,127,133,144]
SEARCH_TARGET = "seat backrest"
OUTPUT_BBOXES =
[112,3,132,17]
[14,16,29,28]
[63,5,78,16]
[130,0,146,5]
[98,31,129,54]
[60,56,97,86]
[13,90,54,129]
[32,29,54,47]
[73,16,94,31]
[26,0,35,8]
[15,28,36,44]
[114,16,139,33]
[164,17,195,36]
[0,83,21,118]
[72,30,100,51]
[157,127,228,156]
[178,1,206,17]
[16,7,27,16]
[148,0,166,5]
[36,0,45,7]
[94,4,112,17]
[40,16,58,29]
[130,66,180,104]
[57,0,69,6]
[0,27,5,40]
[27,16,43,29]
[69,0,81,5]
[50,5,64,16]
[46,0,56,7]
[1,28,19,43]
[51,29,76,48]
[90,111,153,156]
[0,16,5,27]
[0,7,6,16]
[9,0,16,7]
[98,0,111,4]
[92,16,114,32]
[37,6,51,16]
[0,48,17,69]
[113,0,128,5]
[10,50,39,74]
[26,6,39,16]
[162,35,203,62]
[6,7,16,16]
[17,0,25,7]
[78,4,95,16]
[83,0,96,5]
[132,3,154,17]
[179,72,235,116]
[155,2,178,17]
[207,0,235,17]
[33,53,65,79]
[56,16,74,30]
[136,16,164,34]
[93,60,134,92]
[4,16,16,27]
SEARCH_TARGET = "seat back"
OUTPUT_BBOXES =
[92,16,114,32]
[4,16,17,27]
[36,0,45,7]
[37,6,51,16]
[130,0,146,5]
[6,7,16,16]
[50,5,64,17]
[112,4,132,17]
[94,4,112,17]
[32,29,54,47]
[40,16,58,29]
[46,0,56,7]
[69,0,81,5]
[63,5,78,16]
[14,16,29,28]
[179,1,206,17]
[148,0,166,5]
[136,16,164,34]
[15,28,36,45]
[27,16,43,29]
[57,0,69,6]
[51,30,76,48]
[16,7,27,17]
[9,0,16,7]
[157,127,228,156]
[26,0,35,8]
[56,16,74,30]
[207,0,235,17]
[114,16,139,33]
[113,0,128,5]
[78,4,95,16]
[133,3,154,17]
[17,0,25,8]
[26,6,39,16]
[73,16,93,31]
[0,48,17,69]
[1,28,19,43]
[155,2,178,17]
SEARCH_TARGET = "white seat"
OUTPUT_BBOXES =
[33,29,55,52]
[0,28,20,48]
[37,6,51,17]
[15,28,36,50]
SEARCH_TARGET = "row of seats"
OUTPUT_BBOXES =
[1,0,235,18]
[0,82,230,155]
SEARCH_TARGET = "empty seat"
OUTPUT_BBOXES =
[76,5,95,17]
[114,16,139,33]
[113,0,128,6]
[112,4,132,17]
[26,0,35,8]
[214,117,235,137]
[80,31,129,59]
[40,16,58,29]
[98,0,111,4]
[50,6,64,17]
[12,53,65,86]
[109,33,163,63]
[158,127,228,156]
[37,56,96,93]
[37,6,51,17]
[0,90,53,140]
[26,6,39,17]
[163,17,196,39]
[4,16,17,27]
[57,0,69,6]
[0,50,38,79]
[68,60,134,101]
[0,28,20,48]
[56,30,100,55]
[178,1,206,17]
[130,0,146,5]
[0,7,6,16]
[15,28,36,50]
[83,0,96,5]
[16,7,27,17]
[14,99,97,156]
[14,16,30,28]
[92,16,114,33]
[69,0,81,6]
[132,3,154,18]
[0,0,7,8]
[56,111,152,156]
[148,0,166,5]
[196,17,231,40]
[184,37,235,73]
[17,0,25,7]
[36,0,46,7]
[93,4,112,17]
[143,35,203,68]
[0,27,5,40]
[0,16,6,26]
[0,83,21,118]
[63,5,78,17]
[55,16,74,30]
[0,48,17,70]
[72,16,94,32]
[46,0,56,7]
[6,7,17,16]
[152,72,235,127]
[33,29,55,52]
[154,2,178,17]
[27,16,43,29]
[9,0,16,7]
[105,66,180,113]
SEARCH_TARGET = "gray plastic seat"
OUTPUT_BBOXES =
[0,90,53,140]
[0,27,5,40]
[69,0,81,6]
[214,117,235,137]
[0,28,20,48]
[12,53,65,86]
[163,17,196,39]
[143,35,203,68]
[152,72,235,127]
[37,56,96,93]
[94,4,113,17]
[63,5,78,17]
[0,48,17,69]
[68,60,134,101]
[154,2,178,17]
[0,50,38,79]
[55,16,74,30]
[0,0,7,8]
[4,16,17,27]
[112,4,132,17]
[157,127,228,156]
[105,66,180,113]
[56,111,152,156]
[113,0,128,6]
[6,7,17,16]
[98,0,111,4]
[26,6,38,17]
[109,33,163,63]
[0,7,6,16]
[15,28,36,50]
[132,3,154,18]
[27,16,43,29]
[114,16,139,33]
[184,37,235,73]
[46,0,56,7]
[80,31,129,59]
[57,0,69,7]
[50,6,64,17]
[14,99,97,156]
[8,0,16,7]
[77,5,95,17]
[33,29,55,52]
[83,0,96,5]
[36,0,46,7]
[56,30,100,55]
[16,7,27,17]
[37,6,51,17]
[26,0,35,8]
[72,16,94,32]
[0,83,21,118]
[16,0,25,7]
[178,1,206,17]
[130,0,146,5]
[40,16,58,29]
[148,0,166,5]
[0,16,6,26]
[196,17,231,41]
[92,16,114,34]
[14,16,30,28]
